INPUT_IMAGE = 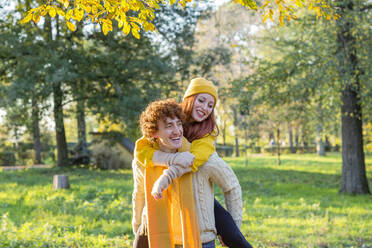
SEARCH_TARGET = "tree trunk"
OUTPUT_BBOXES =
[222,119,226,146]
[337,0,370,194]
[53,175,70,189]
[295,126,299,148]
[53,83,69,167]
[31,96,42,164]
[301,124,308,146]
[276,128,281,165]
[244,121,248,166]
[269,131,274,143]
[232,108,239,157]
[76,97,89,164]
[234,136,239,157]
[316,124,326,156]
[288,122,295,153]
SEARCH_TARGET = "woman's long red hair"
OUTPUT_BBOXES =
[181,95,218,142]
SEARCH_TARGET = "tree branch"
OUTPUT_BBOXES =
[360,4,372,11]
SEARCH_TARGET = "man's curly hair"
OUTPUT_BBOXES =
[140,99,185,144]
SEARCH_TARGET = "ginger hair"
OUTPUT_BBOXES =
[140,99,185,144]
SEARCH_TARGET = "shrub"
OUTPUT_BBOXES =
[0,152,16,166]
[90,140,132,170]
[263,146,316,154]
[216,145,234,157]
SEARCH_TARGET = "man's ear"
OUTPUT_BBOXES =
[153,132,158,139]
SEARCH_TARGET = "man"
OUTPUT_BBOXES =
[132,99,243,248]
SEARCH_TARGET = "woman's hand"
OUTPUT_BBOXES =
[217,235,227,247]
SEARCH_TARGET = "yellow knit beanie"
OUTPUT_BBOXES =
[183,78,218,106]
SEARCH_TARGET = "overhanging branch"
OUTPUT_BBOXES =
[360,4,372,11]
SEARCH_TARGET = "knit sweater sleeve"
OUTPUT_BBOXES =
[189,134,216,172]
[207,154,243,228]
[131,159,146,234]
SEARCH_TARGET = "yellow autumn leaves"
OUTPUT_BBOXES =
[20,0,158,39]
[20,0,340,37]
[261,0,340,27]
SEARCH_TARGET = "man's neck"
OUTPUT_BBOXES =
[158,144,177,153]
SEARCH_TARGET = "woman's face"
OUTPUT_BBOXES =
[191,93,215,122]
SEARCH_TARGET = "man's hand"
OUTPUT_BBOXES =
[217,235,227,247]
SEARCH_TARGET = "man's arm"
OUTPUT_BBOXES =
[131,159,146,234]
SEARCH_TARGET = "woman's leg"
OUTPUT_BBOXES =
[133,224,149,248]
[214,199,253,248]
[132,233,149,248]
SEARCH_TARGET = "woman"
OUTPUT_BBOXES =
[135,78,253,248]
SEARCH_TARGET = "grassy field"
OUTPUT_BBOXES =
[0,153,371,247]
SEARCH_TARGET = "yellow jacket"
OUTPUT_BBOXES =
[136,137,203,248]
[135,133,216,172]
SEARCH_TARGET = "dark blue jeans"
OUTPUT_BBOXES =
[214,199,253,248]
[202,240,215,248]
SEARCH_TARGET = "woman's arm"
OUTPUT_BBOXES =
[135,136,194,168]
[189,134,216,172]
[134,137,157,168]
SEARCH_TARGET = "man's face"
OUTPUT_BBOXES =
[155,117,183,151]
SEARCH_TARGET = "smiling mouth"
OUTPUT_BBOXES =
[197,110,205,117]
[171,137,181,141]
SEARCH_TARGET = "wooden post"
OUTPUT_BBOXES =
[53,174,70,189]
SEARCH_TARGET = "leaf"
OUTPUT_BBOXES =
[41,7,48,16]
[63,0,69,8]
[92,5,98,14]
[73,8,84,21]
[49,7,56,18]
[279,14,284,26]
[262,14,268,23]
[316,6,321,17]
[56,7,65,17]
[20,13,33,24]
[123,22,131,35]
[67,21,76,31]
[102,23,109,35]
[132,28,140,39]
[83,5,92,13]
[32,13,41,23]
[66,9,73,20]
[143,22,155,31]
[269,9,274,22]
[118,19,124,28]
[245,0,258,10]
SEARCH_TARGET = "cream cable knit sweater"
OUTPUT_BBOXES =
[131,152,243,243]
[192,152,243,243]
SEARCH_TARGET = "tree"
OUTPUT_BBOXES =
[233,6,371,194]
[336,0,371,194]
[20,0,337,38]
[0,16,51,165]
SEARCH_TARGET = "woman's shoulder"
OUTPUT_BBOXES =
[204,152,225,165]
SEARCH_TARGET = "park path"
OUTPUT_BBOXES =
[0,164,52,171]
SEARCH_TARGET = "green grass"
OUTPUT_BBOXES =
[0,153,371,247]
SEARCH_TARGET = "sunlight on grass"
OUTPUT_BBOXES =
[0,153,371,247]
